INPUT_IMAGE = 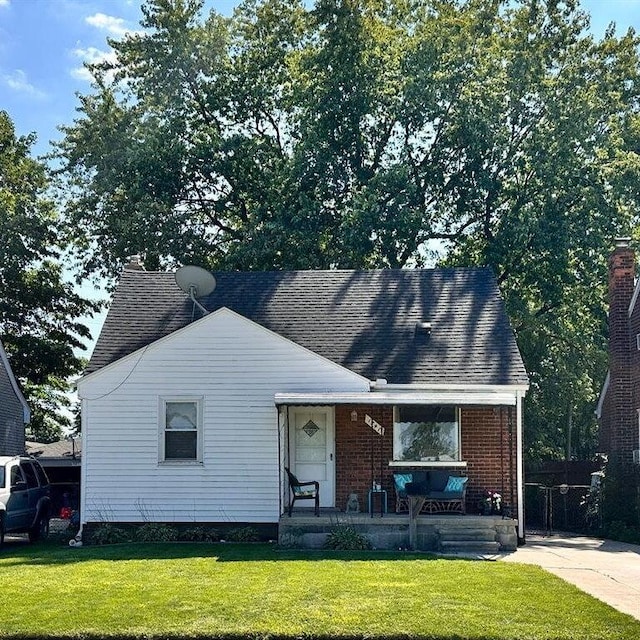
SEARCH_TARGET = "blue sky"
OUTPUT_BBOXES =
[1,0,640,350]
[0,0,237,156]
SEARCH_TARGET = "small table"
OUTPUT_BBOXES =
[368,489,387,517]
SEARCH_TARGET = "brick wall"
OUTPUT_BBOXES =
[602,241,638,462]
[629,270,640,460]
[335,404,518,515]
[461,406,516,512]
[335,405,394,511]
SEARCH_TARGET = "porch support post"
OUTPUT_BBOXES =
[408,496,426,550]
[278,406,287,517]
[516,390,525,543]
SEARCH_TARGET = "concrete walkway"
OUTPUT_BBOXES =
[500,532,640,621]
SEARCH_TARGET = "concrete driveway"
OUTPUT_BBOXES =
[501,532,640,621]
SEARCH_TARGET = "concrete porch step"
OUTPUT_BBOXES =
[436,528,497,542]
[439,540,501,553]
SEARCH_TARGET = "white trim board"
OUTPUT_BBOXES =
[595,371,610,419]
[275,390,519,406]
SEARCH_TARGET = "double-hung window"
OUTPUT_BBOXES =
[160,397,203,462]
[393,405,460,462]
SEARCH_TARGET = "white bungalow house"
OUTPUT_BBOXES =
[76,266,528,548]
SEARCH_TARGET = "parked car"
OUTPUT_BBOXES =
[0,456,51,545]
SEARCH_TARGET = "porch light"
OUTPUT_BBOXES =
[351,410,358,422]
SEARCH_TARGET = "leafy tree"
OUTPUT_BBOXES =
[0,110,97,442]
[56,0,640,460]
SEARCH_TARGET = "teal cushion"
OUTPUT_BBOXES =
[393,473,413,494]
[444,476,468,493]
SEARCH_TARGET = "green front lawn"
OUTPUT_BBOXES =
[0,542,638,639]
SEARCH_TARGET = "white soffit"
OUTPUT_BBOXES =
[275,390,517,406]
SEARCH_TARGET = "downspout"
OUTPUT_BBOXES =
[70,395,88,547]
[516,390,525,544]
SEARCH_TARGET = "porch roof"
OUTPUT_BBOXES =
[275,389,518,406]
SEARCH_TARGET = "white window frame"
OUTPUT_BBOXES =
[392,405,462,466]
[159,396,204,464]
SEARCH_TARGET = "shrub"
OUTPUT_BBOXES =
[601,462,640,530]
[179,526,220,542]
[135,523,179,543]
[325,525,372,550]
[226,526,260,542]
[90,524,131,545]
[602,520,640,545]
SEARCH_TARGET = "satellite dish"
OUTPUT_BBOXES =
[175,266,216,298]
[175,266,216,317]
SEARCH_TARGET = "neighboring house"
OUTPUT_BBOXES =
[27,437,82,515]
[597,238,640,465]
[0,339,30,456]
[26,437,82,470]
[77,266,529,540]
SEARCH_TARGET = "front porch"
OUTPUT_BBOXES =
[280,401,524,544]
[279,510,518,553]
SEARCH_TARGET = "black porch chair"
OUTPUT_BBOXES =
[285,467,320,516]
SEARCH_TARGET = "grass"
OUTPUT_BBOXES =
[0,541,639,640]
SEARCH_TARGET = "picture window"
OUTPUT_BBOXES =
[393,406,460,462]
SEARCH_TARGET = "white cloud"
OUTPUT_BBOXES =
[70,46,117,81]
[0,0,9,8]
[2,70,46,99]
[70,11,142,82]
[85,12,139,38]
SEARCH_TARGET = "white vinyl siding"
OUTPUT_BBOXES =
[78,308,368,524]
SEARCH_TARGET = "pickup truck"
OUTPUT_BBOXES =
[0,456,51,545]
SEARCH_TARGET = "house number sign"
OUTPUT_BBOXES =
[364,414,385,436]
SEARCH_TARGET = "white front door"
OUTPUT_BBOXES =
[289,407,335,508]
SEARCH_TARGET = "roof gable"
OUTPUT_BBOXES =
[79,306,370,388]
[87,268,529,387]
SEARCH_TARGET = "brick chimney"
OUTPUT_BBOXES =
[605,238,635,460]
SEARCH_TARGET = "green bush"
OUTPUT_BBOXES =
[226,526,260,542]
[135,523,179,543]
[325,525,372,550]
[601,462,640,529]
[179,526,220,542]
[90,524,131,545]
[602,520,640,545]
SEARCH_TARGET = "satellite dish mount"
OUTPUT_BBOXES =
[175,266,216,317]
